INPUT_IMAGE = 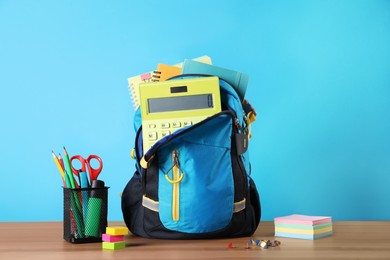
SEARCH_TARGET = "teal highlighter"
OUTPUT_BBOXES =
[79,171,89,224]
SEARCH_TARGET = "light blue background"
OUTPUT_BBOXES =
[0,0,389,221]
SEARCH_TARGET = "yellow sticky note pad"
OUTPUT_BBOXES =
[106,226,129,236]
[102,241,125,250]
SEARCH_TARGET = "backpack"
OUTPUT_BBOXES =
[121,75,261,239]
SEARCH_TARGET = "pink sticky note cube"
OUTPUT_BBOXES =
[274,214,332,225]
[102,233,125,243]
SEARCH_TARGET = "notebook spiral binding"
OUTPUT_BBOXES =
[152,70,162,82]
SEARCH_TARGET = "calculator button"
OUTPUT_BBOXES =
[148,123,156,129]
[172,122,181,128]
[161,123,170,129]
[183,121,192,126]
[162,130,171,137]
[148,132,157,141]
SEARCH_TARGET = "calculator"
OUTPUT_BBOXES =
[139,76,221,152]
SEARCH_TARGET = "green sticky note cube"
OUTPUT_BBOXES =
[102,241,125,250]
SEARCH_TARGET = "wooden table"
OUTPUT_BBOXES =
[1,221,389,259]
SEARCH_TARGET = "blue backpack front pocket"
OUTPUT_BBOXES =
[156,113,234,233]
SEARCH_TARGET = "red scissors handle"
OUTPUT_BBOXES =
[70,155,87,176]
[86,155,103,182]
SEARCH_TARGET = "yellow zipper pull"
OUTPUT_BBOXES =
[164,150,184,221]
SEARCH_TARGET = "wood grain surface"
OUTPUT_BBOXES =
[0,221,389,259]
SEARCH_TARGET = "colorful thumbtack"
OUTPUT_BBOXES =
[260,240,268,249]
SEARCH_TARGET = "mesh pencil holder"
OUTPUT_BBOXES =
[63,186,109,243]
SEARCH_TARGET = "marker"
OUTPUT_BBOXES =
[79,171,89,223]
[52,151,65,183]
[85,180,105,237]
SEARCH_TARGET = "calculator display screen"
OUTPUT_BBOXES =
[148,94,213,113]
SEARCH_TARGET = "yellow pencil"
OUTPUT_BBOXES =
[52,151,65,182]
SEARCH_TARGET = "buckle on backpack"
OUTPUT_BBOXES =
[140,154,155,169]
[243,99,257,138]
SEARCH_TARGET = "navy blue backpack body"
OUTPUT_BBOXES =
[121,75,261,239]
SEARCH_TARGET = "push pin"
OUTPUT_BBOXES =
[249,239,261,246]
[260,240,268,249]
[227,242,235,249]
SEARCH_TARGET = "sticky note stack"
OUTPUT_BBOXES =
[274,214,332,240]
[102,226,128,250]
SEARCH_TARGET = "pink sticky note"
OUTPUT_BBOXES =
[274,214,332,225]
[140,73,151,81]
[102,234,125,242]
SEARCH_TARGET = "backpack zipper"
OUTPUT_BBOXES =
[164,150,184,221]
[143,110,235,162]
[232,110,249,197]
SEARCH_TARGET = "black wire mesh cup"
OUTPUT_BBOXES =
[63,186,109,243]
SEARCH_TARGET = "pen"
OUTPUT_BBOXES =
[64,168,84,238]
[52,151,65,183]
[70,190,85,238]
[62,168,77,237]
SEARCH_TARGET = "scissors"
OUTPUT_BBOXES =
[70,155,103,186]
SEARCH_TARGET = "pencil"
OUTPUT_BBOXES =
[52,151,65,183]
[63,147,84,237]
[63,146,76,189]
[58,153,65,171]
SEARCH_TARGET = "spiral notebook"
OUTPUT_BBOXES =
[127,56,212,111]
